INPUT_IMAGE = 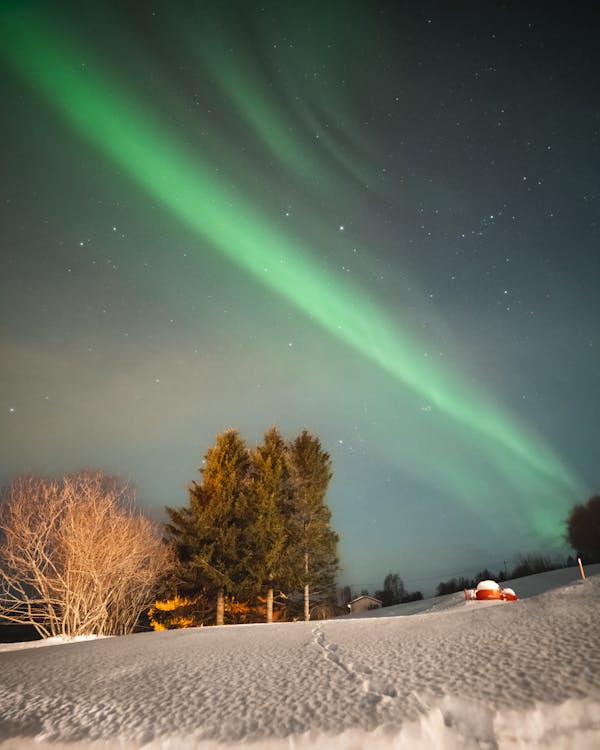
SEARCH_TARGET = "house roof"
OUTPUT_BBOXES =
[349,595,382,605]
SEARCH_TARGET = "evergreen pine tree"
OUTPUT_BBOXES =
[165,429,251,625]
[246,426,289,622]
[285,430,339,621]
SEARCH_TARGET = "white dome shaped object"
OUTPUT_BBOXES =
[476,579,500,591]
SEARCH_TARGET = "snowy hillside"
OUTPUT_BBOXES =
[1,566,599,749]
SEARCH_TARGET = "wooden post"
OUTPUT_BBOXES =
[578,557,586,580]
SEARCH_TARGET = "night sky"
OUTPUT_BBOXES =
[1,1,598,594]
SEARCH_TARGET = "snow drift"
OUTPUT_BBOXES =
[1,566,599,749]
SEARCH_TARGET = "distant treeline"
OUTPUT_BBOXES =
[434,553,580,597]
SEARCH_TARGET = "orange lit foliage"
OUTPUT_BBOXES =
[149,595,202,630]
[226,595,284,624]
[149,593,284,629]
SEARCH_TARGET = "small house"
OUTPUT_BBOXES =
[348,595,382,615]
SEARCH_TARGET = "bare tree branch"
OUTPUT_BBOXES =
[0,471,171,638]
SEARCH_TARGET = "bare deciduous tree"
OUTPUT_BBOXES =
[0,471,170,638]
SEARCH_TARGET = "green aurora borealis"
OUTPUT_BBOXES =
[1,2,598,590]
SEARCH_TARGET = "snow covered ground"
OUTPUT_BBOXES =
[1,566,599,749]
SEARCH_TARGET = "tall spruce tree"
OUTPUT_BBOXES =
[285,430,339,621]
[165,429,251,625]
[247,426,289,623]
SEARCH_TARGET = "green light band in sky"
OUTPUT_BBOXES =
[0,8,583,538]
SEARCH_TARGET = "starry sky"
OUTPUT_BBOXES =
[1,1,598,595]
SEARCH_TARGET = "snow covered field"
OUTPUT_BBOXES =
[1,566,599,749]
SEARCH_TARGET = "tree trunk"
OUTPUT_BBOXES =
[304,552,310,622]
[216,588,224,626]
[266,586,274,623]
